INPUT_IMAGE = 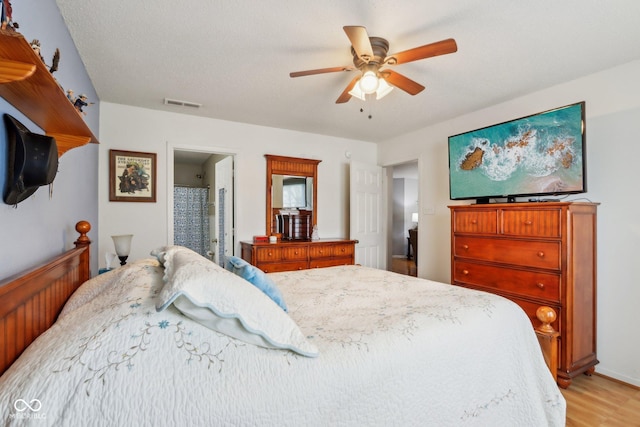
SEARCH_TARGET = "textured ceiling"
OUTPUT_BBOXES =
[55,0,640,143]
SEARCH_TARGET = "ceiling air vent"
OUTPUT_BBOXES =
[163,98,202,108]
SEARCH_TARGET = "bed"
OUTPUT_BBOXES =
[0,222,565,426]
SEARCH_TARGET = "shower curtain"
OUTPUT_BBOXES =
[173,186,210,257]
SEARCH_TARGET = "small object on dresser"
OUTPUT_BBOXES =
[311,225,319,241]
[269,236,277,244]
[253,235,269,243]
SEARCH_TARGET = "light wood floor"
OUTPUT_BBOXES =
[563,373,640,426]
[389,258,640,425]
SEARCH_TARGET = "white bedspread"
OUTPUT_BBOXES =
[0,261,565,426]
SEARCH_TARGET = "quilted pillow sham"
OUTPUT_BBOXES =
[225,255,288,312]
[154,246,318,357]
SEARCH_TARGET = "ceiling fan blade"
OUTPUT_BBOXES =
[336,76,360,104]
[290,66,354,78]
[382,70,425,95]
[343,26,374,63]
[386,38,457,65]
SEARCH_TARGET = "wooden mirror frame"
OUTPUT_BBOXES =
[265,154,321,236]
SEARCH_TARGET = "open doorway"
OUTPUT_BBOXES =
[388,160,418,277]
[170,148,235,265]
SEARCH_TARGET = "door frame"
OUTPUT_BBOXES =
[384,159,420,273]
[166,142,237,255]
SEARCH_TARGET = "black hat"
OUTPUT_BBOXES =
[3,114,58,205]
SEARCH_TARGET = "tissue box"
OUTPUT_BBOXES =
[253,235,269,243]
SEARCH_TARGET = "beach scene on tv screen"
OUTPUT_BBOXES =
[449,103,584,199]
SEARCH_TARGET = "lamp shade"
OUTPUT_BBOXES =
[348,83,367,101]
[358,70,379,94]
[375,78,394,100]
[111,234,133,257]
[349,75,394,101]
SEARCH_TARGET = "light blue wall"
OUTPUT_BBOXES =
[0,0,99,279]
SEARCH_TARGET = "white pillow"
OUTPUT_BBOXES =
[155,246,318,358]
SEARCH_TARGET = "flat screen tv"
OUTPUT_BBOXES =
[448,101,586,203]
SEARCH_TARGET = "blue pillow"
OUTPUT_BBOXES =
[225,256,288,312]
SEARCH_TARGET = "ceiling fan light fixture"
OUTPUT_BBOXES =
[348,83,367,101]
[375,78,394,100]
[358,70,379,94]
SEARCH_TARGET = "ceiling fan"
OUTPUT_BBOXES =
[290,26,458,104]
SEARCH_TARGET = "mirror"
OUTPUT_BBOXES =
[265,155,321,239]
[272,175,313,209]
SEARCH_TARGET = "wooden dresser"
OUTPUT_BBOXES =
[449,202,598,388]
[240,239,356,273]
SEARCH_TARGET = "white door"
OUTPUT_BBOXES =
[214,156,234,265]
[350,161,385,268]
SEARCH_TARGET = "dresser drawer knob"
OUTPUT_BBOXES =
[268,252,273,257]
[536,282,545,289]
[537,251,545,258]
[471,219,477,225]
[524,220,533,225]
[462,244,469,250]
[462,269,469,275]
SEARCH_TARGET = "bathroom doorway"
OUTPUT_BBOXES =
[170,147,235,265]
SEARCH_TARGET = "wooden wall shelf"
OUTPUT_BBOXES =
[0,29,99,156]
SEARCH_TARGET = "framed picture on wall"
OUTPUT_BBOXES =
[109,149,157,202]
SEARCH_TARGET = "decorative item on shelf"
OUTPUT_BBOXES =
[3,114,58,205]
[30,39,60,74]
[311,225,320,241]
[1,0,18,31]
[411,212,418,229]
[111,234,133,266]
[253,235,269,243]
[73,94,94,116]
[269,236,277,244]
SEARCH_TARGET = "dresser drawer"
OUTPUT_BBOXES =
[456,282,561,332]
[454,236,561,270]
[453,260,560,302]
[281,246,308,261]
[332,243,354,258]
[508,297,561,333]
[255,246,282,262]
[309,245,342,259]
[259,261,307,273]
[453,210,498,234]
[310,258,352,268]
[502,209,561,238]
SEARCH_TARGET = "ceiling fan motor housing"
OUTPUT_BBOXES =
[351,36,389,69]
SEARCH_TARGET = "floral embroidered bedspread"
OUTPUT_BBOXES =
[0,261,565,426]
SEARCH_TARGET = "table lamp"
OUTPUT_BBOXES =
[111,234,133,265]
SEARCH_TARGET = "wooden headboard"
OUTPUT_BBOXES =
[0,221,91,376]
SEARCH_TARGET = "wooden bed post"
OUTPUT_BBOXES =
[535,306,560,382]
[75,220,92,281]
